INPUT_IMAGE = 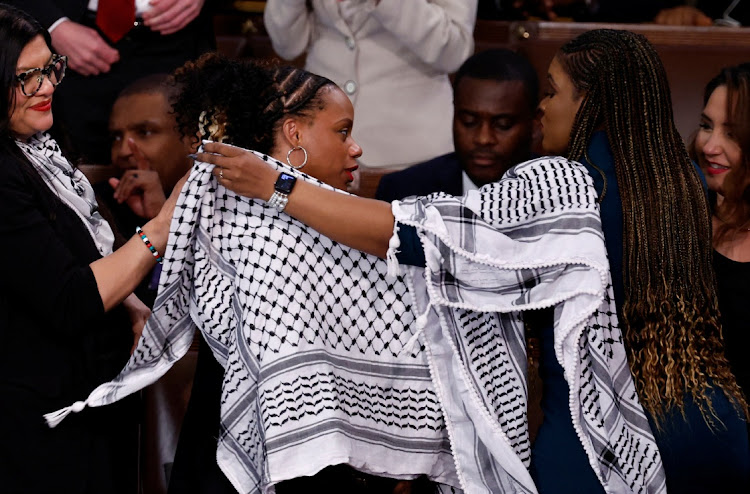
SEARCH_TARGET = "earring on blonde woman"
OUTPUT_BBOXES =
[286,146,308,170]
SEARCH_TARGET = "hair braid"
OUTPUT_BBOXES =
[170,54,335,154]
[559,29,747,427]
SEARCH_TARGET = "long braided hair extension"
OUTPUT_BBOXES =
[169,53,335,154]
[558,29,748,427]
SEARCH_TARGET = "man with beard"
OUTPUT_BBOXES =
[375,49,539,201]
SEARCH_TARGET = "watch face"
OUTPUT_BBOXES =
[275,172,297,195]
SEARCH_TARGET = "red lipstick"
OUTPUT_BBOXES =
[30,100,51,112]
[344,165,358,182]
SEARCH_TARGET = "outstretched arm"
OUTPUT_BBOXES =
[199,142,395,259]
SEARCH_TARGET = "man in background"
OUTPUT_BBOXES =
[376,48,539,201]
[9,0,214,163]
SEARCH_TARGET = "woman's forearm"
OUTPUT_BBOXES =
[199,143,396,259]
[90,214,169,311]
[285,180,395,258]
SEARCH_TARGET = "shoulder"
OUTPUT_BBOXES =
[502,155,599,209]
[0,148,30,185]
[509,155,592,182]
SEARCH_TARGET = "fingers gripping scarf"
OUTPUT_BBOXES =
[389,157,666,494]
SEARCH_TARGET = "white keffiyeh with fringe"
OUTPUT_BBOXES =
[45,151,665,494]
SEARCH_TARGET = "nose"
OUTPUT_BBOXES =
[702,130,723,157]
[350,140,363,159]
[112,136,133,166]
[35,73,56,97]
[475,122,497,146]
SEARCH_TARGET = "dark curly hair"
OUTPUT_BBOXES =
[169,52,336,154]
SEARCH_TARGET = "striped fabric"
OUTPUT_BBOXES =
[46,155,458,494]
[391,157,666,494]
[45,152,665,494]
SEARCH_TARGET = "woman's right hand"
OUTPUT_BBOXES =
[198,142,278,200]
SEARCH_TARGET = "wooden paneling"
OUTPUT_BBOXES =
[473,20,750,143]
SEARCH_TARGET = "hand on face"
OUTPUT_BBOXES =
[109,139,167,219]
[109,91,194,192]
[142,0,205,35]
[50,20,119,75]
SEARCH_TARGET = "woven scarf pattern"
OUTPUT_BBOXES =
[15,132,114,255]
[46,154,457,493]
[45,152,666,494]
[392,157,666,494]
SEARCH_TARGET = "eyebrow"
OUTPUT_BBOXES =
[17,54,55,72]
[546,73,558,90]
[699,112,712,123]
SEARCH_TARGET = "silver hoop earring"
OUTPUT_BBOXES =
[286,146,308,170]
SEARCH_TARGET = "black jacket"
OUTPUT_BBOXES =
[0,147,137,493]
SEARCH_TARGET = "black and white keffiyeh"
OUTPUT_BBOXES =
[15,132,114,255]
[45,150,666,494]
[390,157,666,494]
[46,154,458,494]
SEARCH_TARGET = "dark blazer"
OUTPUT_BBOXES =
[7,0,87,29]
[375,152,464,202]
[0,148,138,493]
[9,0,219,29]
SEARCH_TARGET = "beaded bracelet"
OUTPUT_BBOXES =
[136,226,164,264]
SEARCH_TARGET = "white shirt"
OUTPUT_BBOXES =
[462,170,479,195]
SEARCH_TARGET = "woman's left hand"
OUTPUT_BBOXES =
[122,293,151,355]
[198,142,278,200]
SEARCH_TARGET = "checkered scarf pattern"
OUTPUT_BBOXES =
[45,152,666,494]
[391,156,666,494]
[46,154,458,493]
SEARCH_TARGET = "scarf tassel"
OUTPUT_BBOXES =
[44,400,88,428]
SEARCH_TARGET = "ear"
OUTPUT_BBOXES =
[281,117,302,148]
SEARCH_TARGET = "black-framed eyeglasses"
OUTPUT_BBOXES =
[15,54,67,97]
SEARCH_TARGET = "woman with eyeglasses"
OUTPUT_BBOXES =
[0,5,182,492]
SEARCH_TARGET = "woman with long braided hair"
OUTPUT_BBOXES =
[196,30,749,493]
[534,29,749,493]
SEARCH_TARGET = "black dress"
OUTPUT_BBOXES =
[714,250,750,396]
[0,151,139,493]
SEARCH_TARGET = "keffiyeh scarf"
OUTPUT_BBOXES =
[391,157,665,494]
[15,132,114,255]
[45,151,665,494]
[46,154,457,494]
